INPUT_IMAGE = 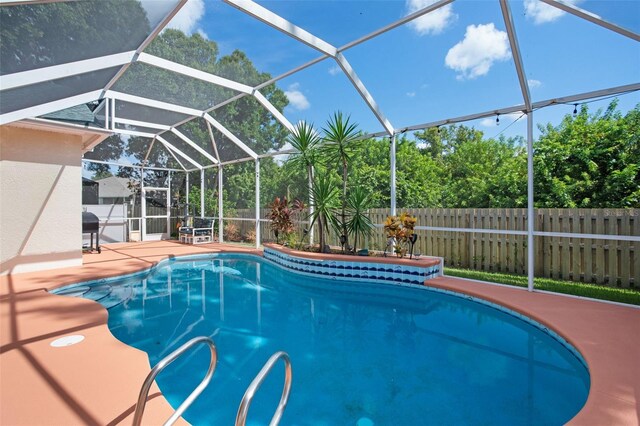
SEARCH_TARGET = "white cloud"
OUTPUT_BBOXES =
[284,83,310,111]
[480,113,522,127]
[406,92,416,98]
[445,23,511,80]
[528,79,542,88]
[167,0,206,35]
[524,0,586,25]
[196,28,209,40]
[328,65,341,76]
[406,0,457,35]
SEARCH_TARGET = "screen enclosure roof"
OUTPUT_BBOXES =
[0,0,638,171]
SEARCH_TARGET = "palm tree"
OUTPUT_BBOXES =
[308,172,340,252]
[322,111,361,250]
[346,186,374,253]
[287,121,321,243]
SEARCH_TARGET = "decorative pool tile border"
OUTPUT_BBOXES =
[263,247,441,286]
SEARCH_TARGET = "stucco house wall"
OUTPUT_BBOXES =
[1,124,86,274]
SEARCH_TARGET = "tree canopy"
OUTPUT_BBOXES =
[534,101,639,208]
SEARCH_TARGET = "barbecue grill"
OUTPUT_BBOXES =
[82,212,101,253]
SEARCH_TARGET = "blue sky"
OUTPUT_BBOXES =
[164,0,640,139]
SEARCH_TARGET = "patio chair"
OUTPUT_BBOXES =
[178,217,214,244]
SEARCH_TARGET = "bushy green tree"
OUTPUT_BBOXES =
[534,101,640,208]
[349,136,443,208]
[442,135,527,208]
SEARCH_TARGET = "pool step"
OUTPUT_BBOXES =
[99,285,134,309]
[82,285,112,302]
[54,286,90,297]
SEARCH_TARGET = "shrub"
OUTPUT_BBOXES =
[224,222,240,241]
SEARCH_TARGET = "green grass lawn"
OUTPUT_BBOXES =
[444,268,640,306]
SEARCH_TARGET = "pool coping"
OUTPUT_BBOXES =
[1,241,639,425]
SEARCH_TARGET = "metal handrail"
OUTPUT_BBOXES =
[235,351,292,426]
[132,336,217,426]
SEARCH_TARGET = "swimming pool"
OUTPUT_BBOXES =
[54,253,589,425]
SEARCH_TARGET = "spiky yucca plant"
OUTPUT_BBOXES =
[308,173,340,252]
[346,186,374,253]
[322,111,361,251]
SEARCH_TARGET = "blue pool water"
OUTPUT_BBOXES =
[55,254,589,425]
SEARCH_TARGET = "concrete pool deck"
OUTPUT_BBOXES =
[1,241,638,425]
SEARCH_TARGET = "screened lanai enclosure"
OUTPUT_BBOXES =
[1,0,638,290]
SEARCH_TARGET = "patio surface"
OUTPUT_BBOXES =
[1,241,638,425]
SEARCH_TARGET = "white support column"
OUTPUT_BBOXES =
[390,134,397,216]
[200,168,205,218]
[308,165,314,245]
[140,168,146,240]
[255,158,261,249]
[218,165,224,243]
[167,171,172,239]
[527,112,535,292]
[185,172,189,206]
[110,97,116,131]
[104,98,109,130]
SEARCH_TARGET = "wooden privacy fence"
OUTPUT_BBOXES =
[233,207,638,288]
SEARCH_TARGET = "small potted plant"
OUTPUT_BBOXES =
[383,212,417,258]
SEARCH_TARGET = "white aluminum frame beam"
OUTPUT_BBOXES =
[540,0,640,42]
[82,158,183,173]
[157,135,203,170]
[203,114,258,159]
[0,51,137,91]
[223,0,394,135]
[526,112,535,292]
[143,138,156,164]
[171,128,219,164]
[339,0,454,51]
[499,0,532,112]
[108,127,192,171]
[101,0,189,95]
[390,134,397,216]
[0,89,103,125]
[103,98,110,129]
[255,158,261,248]
[223,0,337,56]
[138,53,254,94]
[218,165,224,242]
[335,53,394,135]
[199,148,299,169]
[252,91,295,132]
[106,91,203,117]
[116,128,157,139]
[200,168,205,218]
[113,117,172,131]
[210,0,454,112]
[367,82,640,138]
[205,120,221,162]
